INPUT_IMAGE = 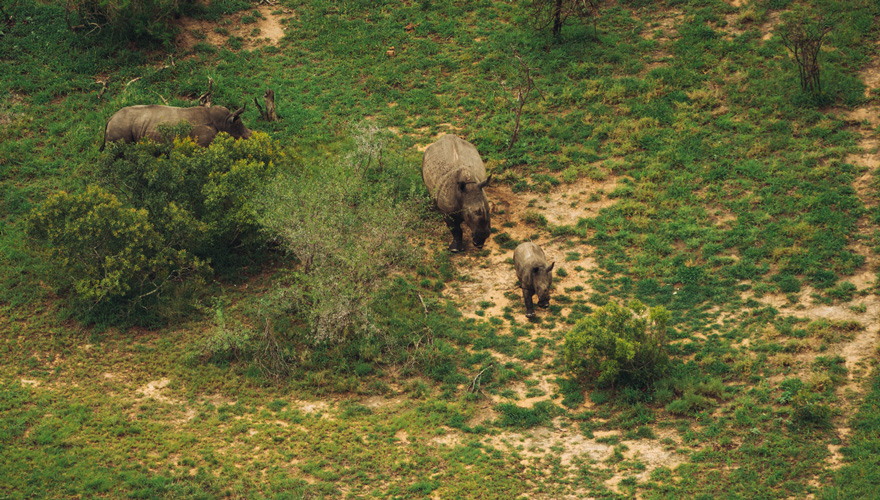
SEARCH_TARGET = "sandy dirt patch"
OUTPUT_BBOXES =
[446,175,617,321]
[176,4,291,52]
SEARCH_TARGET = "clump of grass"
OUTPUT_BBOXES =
[494,401,559,428]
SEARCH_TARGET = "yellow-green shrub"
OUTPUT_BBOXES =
[563,300,670,388]
[28,132,280,321]
[26,185,209,314]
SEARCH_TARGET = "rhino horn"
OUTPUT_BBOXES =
[547,261,554,273]
[477,173,492,189]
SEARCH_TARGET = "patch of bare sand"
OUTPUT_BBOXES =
[447,175,617,321]
[137,378,174,402]
[643,13,681,42]
[761,11,781,41]
[292,399,331,415]
[484,423,684,487]
[176,5,291,52]
[859,53,880,98]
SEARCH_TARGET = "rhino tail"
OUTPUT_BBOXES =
[99,120,109,152]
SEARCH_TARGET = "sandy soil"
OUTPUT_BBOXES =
[175,4,291,52]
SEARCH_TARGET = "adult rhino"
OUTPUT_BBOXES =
[422,134,492,252]
[513,242,554,318]
[100,104,252,151]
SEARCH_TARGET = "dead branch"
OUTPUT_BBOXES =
[263,89,278,121]
[125,77,141,87]
[417,293,428,315]
[469,363,494,393]
[506,49,543,151]
[152,91,168,105]
[198,77,214,107]
[95,80,108,100]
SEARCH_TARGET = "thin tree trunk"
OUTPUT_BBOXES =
[552,0,563,37]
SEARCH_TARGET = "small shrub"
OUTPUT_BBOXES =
[791,389,832,428]
[563,300,670,388]
[522,210,548,227]
[666,391,712,417]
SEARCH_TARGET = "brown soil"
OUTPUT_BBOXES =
[447,175,617,322]
[175,5,291,53]
[761,11,782,41]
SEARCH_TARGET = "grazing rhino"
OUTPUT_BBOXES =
[100,104,252,151]
[513,242,554,318]
[422,134,491,252]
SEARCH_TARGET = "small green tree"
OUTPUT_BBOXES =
[256,124,422,345]
[778,9,832,95]
[28,132,279,322]
[564,300,670,388]
[96,131,280,258]
[526,0,601,38]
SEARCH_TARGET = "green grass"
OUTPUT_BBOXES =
[820,370,880,499]
[3,0,880,497]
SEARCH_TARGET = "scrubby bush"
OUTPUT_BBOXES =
[64,0,194,45]
[564,300,670,389]
[97,132,279,261]
[26,185,209,317]
[256,128,423,345]
[27,132,279,322]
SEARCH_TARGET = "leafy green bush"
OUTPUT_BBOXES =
[65,0,190,45]
[97,132,279,263]
[27,133,279,321]
[563,300,670,388]
[26,185,209,317]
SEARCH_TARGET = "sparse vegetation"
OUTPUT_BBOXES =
[2,0,880,498]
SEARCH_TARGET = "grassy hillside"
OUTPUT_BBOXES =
[2,0,880,498]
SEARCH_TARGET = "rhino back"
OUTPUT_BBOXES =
[514,242,547,284]
[105,105,216,144]
[421,135,486,212]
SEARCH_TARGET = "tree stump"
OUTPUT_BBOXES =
[254,89,279,121]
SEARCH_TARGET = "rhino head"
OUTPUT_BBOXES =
[531,261,555,308]
[460,174,492,248]
[223,106,252,140]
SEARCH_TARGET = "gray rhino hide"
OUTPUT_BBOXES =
[514,242,550,288]
[422,134,488,213]
[101,105,251,150]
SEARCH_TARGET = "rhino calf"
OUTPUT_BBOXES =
[513,242,554,318]
[101,104,252,151]
[422,134,491,252]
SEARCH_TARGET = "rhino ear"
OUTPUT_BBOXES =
[228,106,245,124]
[477,173,492,189]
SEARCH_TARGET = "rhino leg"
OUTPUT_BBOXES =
[522,288,536,318]
[446,215,465,253]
